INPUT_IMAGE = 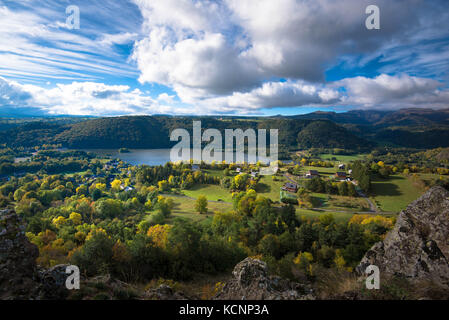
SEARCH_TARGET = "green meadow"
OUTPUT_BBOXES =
[182,184,233,202]
[319,153,367,162]
[370,174,425,212]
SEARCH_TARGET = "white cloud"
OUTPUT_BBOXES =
[336,74,449,109]
[99,32,139,46]
[0,77,190,116]
[0,2,140,82]
[0,77,32,106]
[130,0,448,111]
[198,80,341,113]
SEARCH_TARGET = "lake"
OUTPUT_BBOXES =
[82,148,275,166]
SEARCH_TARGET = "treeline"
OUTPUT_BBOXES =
[0,116,373,151]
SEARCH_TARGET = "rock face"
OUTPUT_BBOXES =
[144,284,192,300]
[356,186,449,287]
[0,209,70,299]
[214,258,314,300]
[0,209,40,299]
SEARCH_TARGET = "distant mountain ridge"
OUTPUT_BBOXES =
[291,108,449,127]
[1,108,449,150]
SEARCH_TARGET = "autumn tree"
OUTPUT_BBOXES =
[195,195,208,214]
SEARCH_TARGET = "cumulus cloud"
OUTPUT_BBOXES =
[1,0,449,115]
[0,77,192,116]
[198,80,341,113]
[131,0,447,109]
[335,74,449,109]
[0,77,32,106]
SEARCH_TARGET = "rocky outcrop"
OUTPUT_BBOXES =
[214,258,314,300]
[0,209,40,299]
[356,186,449,287]
[0,209,70,299]
[144,284,193,300]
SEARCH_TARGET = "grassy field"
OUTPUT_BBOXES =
[295,208,354,223]
[302,165,339,176]
[182,184,233,202]
[203,168,226,178]
[318,153,367,162]
[255,175,288,202]
[370,174,425,212]
[165,196,232,222]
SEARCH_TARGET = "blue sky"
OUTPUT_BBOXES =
[0,0,448,116]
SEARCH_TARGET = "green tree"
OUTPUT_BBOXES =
[194,195,208,214]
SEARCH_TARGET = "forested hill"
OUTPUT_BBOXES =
[291,108,449,148]
[1,108,449,150]
[0,116,372,151]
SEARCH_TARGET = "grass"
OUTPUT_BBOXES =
[295,208,354,223]
[165,196,232,223]
[182,184,233,202]
[255,175,288,202]
[302,165,339,176]
[370,174,425,212]
[203,168,227,178]
[318,153,367,162]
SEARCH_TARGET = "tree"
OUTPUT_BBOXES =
[337,181,348,196]
[111,179,121,191]
[71,232,114,276]
[76,184,88,196]
[347,182,357,197]
[195,195,208,214]
[158,180,169,192]
[147,224,172,249]
[156,196,174,217]
[258,234,280,259]
[69,212,82,225]
[52,216,67,228]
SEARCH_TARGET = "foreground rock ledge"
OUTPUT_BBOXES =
[214,258,314,300]
[356,186,449,287]
[0,209,70,300]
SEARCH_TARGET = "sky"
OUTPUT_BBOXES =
[0,0,449,116]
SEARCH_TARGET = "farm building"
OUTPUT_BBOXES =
[306,170,319,178]
[282,182,298,193]
[335,172,347,180]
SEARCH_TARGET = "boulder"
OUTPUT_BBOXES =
[214,258,314,300]
[144,284,192,300]
[37,264,71,300]
[0,209,40,299]
[356,186,449,287]
[0,209,71,299]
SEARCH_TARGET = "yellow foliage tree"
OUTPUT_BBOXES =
[111,179,122,191]
[147,224,172,249]
[69,212,82,225]
[52,216,67,228]
[86,227,107,241]
[96,183,106,191]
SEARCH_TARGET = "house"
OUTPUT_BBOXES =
[306,170,319,178]
[282,182,298,193]
[335,172,347,180]
[338,164,346,170]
